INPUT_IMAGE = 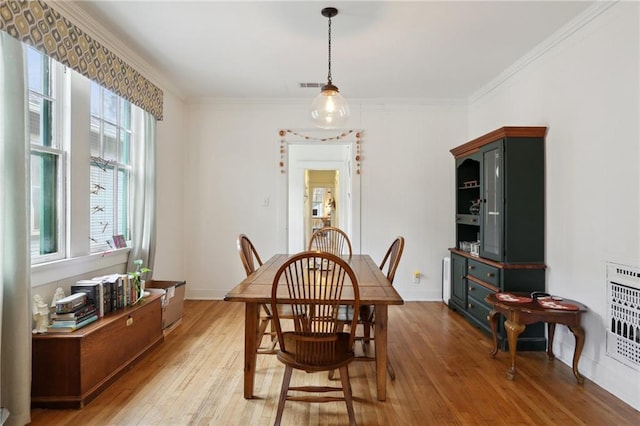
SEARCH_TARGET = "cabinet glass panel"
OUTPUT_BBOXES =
[482,145,502,259]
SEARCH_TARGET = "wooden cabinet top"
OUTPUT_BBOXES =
[450,126,547,159]
[33,293,162,340]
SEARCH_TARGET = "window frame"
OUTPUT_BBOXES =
[89,82,133,254]
[27,46,67,265]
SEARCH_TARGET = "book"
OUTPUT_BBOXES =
[51,304,96,320]
[55,292,88,313]
[112,234,127,248]
[72,280,104,317]
[46,314,98,333]
[51,310,97,327]
[92,273,124,313]
[102,280,113,314]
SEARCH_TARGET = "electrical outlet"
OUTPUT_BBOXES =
[413,271,420,284]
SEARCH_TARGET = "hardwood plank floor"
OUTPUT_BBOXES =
[30,301,639,425]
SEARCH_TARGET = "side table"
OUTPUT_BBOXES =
[485,292,588,384]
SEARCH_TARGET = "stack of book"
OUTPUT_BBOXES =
[72,279,108,317]
[48,293,98,333]
[91,273,141,311]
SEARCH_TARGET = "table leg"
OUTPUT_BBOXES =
[244,302,259,399]
[547,322,556,360]
[568,324,586,384]
[487,309,500,358]
[374,305,388,401]
[504,313,525,380]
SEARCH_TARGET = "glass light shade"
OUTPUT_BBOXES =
[310,86,350,129]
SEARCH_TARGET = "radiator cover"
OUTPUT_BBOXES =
[606,262,640,370]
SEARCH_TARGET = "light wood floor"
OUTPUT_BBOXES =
[30,301,639,425]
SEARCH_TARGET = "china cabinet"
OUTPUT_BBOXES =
[448,127,547,350]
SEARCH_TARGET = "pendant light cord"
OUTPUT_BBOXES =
[327,15,332,85]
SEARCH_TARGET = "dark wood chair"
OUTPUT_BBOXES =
[308,226,353,260]
[336,236,405,380]
[237,234,277,354]
[270,251,360,426]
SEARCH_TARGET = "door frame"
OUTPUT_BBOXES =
[284,138,360,254]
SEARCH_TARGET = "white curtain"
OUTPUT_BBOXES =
[126,108,157,276]
[0,32,32,426]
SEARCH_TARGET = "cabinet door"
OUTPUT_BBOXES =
[480,142,503,260]
[455,155,481,247]
[450,254,467,308]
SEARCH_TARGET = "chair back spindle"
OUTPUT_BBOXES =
[308,226,353,260]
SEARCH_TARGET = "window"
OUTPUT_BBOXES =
[27,44,136,265]
[27,46,65,263]
[89,82,132,253]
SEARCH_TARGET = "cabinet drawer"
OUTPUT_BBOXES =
[467,259,499,287]
[467,294,491,326]
[467,281,494,304]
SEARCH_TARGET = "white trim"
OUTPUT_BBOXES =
[469,1,618,103]
[188,97,467,106]
[31,248,129,287]
[186,288,226,300]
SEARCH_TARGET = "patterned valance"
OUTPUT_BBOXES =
[0,0,163,120]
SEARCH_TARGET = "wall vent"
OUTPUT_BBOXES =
[606,262,640,370]
[298,82,323,88]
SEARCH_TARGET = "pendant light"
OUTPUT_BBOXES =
[310,7,349,129]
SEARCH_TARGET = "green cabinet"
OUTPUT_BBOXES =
[448,127,547,351]
[450,253,467,308]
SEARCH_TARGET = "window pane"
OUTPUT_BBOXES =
[103,122,118,161]
[91,81,101,116]
[90,117,101,156]
[28,93,43,146]
[90,164,115,253]
[27,44,63,264]
[103,88,118,123]
[117,168,129,238]
[120,131,130,164]
[90,84,132,254]
[28,88,53,147]
[27,47,44,94]
[31,152,59,256]
[120,98,131,129]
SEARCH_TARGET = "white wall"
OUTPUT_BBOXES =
[153,90,187,281]
[182,100,466,300]
[468,2,639,410]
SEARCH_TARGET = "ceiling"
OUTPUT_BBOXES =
[72,1,595,102]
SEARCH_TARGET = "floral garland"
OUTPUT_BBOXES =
[278,129,362,175]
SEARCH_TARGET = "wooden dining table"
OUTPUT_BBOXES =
[224,253,404,401]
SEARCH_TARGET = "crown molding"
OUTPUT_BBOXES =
[48,0,184,102]
[469,1,618,104]
[187,97,467,107]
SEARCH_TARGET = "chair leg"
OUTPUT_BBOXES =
[339,365,357,426]
[275,365,293,426]
[360,320,373,355]
[328,369,337,380]
[257,316,270,347]
[387,358,396,381]
[268,320,278,351]
[329,321,347,380]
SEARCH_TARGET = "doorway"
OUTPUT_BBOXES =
[307,170,338,243]
[286,142,360,253]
